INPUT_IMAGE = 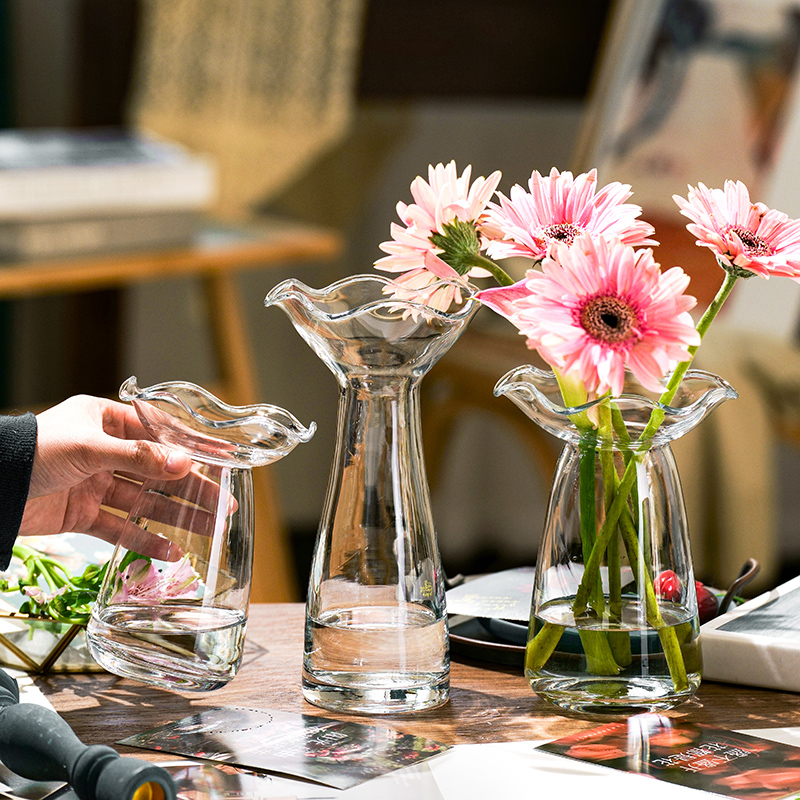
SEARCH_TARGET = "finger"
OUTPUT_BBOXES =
[129,492,217,541]
[111,467,230,517]
[87,436,192,483]
[102,481,217,543]
[103,473,144,511]
[83,509,183,561]
[98,397,155,442]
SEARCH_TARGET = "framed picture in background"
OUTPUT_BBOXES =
[575,0,800,338]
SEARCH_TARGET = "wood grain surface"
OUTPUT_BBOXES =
[33,603,800,756]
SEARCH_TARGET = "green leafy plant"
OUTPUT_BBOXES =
[0,543,109,625]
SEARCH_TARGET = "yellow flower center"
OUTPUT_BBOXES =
[579,295,640,346]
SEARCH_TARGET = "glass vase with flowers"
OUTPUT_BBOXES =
[374,163,800,711]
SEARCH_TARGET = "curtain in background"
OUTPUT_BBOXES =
[129,0,366,219]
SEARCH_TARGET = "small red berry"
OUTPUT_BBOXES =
[654,570,682,601]
[695,580,719,623]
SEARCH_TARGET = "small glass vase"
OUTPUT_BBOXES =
[265,274,478,714]
[495,366,737,713]
[86,377,314,691]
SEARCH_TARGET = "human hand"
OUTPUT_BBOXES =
[18,395,196,557]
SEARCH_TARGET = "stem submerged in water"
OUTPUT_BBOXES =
[559,272,739,691]
[525,621,564,672]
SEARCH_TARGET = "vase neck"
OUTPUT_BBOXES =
[318,373,434,571]
[336,376,423,472]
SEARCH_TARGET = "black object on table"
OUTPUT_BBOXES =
[0,666,176,800]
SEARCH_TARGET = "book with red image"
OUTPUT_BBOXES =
[539,715,800,800]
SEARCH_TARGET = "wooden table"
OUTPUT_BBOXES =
[37,604,800,755]
[0,219,343,604]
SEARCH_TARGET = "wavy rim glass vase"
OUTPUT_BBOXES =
[87,377,314,691]
[265,274,478,714]
[495,365,737,713]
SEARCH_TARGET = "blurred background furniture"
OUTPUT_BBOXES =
[6,0,800,599]
[129,0,367,221]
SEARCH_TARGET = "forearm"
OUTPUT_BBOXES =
[0,414,37,569]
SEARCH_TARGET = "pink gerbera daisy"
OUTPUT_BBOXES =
[673,180,800,279]
[481,167,656,262]
[384,252,471,314]
[478,234,700,397]
[375,161,502,308]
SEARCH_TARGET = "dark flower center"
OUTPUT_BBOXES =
[727,225,772,257]
[544,223,581,245]
[579,295,640,345]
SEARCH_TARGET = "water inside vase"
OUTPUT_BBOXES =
[528,597,701,713]
[87,602,246,692]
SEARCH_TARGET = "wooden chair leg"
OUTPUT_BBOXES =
[202,271,297,602]
[422,362,559,496]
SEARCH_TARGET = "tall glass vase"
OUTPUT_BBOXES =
[265,275,478,714]
[494,366,737,713]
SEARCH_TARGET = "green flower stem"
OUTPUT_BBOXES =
[551,379,624,675]
[597,405,618,616]
[37,557,73,589]
[13,545,60,592]
[643,270,738,438]
[526,369,606,678]
[558,370,602,618]
[579,630,622,675]
[573,464,637,613]
[574,406,622,674]
[605,273,740,685]
[615,502,689,691]
[598,404,632,667]
[652,614,688,693]
[610,404,631,446]
[578,433,602,614]
[593,454,689,689]
[7,544,105,625]
[525,621,564,672]
[466,253,516,286]
[571,451,693,688]
[567,271,739,689]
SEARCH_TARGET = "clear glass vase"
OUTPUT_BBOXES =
[86,377,314,691]
[494,366,737,713]
[265,275,478,714]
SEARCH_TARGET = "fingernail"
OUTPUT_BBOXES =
[164,449,189,474]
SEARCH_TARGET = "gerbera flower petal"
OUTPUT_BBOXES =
[674,180,800,279]
[476,279,534,319]
[375,161,501,309]
[423,251,461,281]
[483,167,656,263]
[482,233,698,397]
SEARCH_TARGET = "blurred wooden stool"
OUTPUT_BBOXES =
[422,326,559,495]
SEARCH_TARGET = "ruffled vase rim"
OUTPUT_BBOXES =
[120,376,316,467]
[494,364,737,418]
[263,273,479,322]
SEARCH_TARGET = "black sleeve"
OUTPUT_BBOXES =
[0,413,37,570]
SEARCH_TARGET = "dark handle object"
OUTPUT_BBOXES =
[718,558,761,616]
[0,667,175,800]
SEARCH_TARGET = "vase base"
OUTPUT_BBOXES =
[302,670,449,715]
[87,604,245,692]
[530,674,700,714]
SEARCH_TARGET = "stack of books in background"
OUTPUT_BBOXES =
[0,128,217,260]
